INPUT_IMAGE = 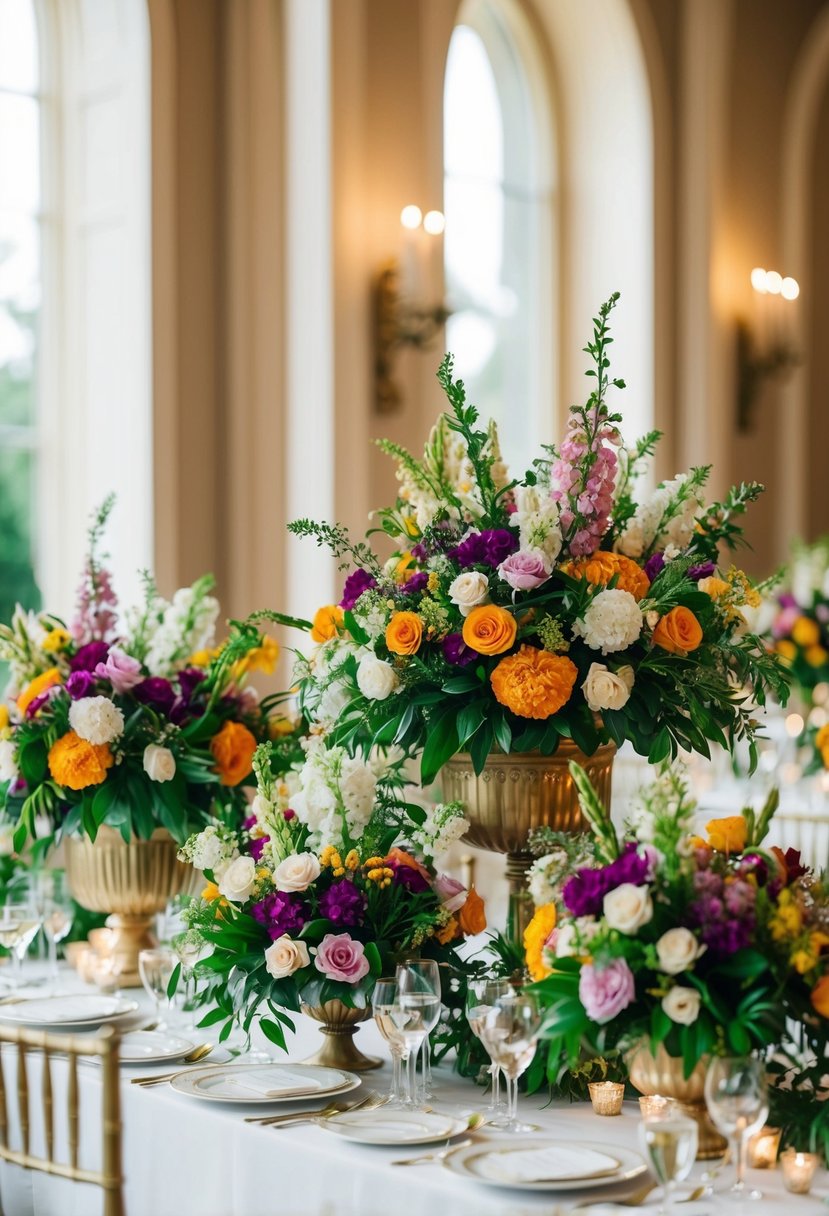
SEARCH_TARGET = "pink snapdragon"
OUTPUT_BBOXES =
[551,410,621,557]
[71,559,119,644]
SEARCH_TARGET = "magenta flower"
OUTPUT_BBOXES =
[66,671,96,700]
[498,550,550,591]
[318,879,366,927]
[133,678,176,714]
[579,958,635,1024]
[251,891,307,940]
[69,641,110,673]
[450,529,518,569]
[442,633,477,667]
[340,569,377,611]
[314,933,370,984]
[563,843,650,918]
[94,646,143,693]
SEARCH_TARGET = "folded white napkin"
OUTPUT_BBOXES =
[478,1145,619,1184]
[225,1069,323,1098]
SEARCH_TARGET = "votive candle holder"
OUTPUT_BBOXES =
[588,1081,625,1116]
[780,1148,819,1194]
[638,1094,675,1121]
[747,1126,782,1169]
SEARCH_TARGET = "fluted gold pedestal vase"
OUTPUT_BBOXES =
[628,1042,728,1161]
[300,1000,382,1071]
[65,827,200,988]
[441,741,616,946]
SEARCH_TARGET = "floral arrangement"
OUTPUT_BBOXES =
[764,537,829,702]
[276,296,786,784]
[178,741,486,1048]
[0,498,296,850]
[523,763,829,1091]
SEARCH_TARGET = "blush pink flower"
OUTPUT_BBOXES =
[434,874,468,914]
[578,958,635,1024]
[314,932,370,984]
[498,550,551,592]
[94,646,143,693]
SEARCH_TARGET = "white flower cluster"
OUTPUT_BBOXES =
[625,765,695,848]
[410,800,469,860]
[572,589,643,655]
[550,917,600,961]
[69,696,125,745]
[528,848,572,907]
[0,740,18,784]
[144,585,220,675]
[510,486,562,567]
[290,736,379,850]
[617,473,704,559]
[178,824,239,879]
[0,606,50,701]
[301,636,361,723]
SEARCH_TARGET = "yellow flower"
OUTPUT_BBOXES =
[0,706,9,735]
[41,627,70,654]
[209,721,257,786]
[810,974,829,1018]
[402,515,419,538]
[776,639,797,662]
[790,932,829,976]
[806,645,828,668]
[18,667,62,716]
[310,606,344,644]
[245,635,280,675]
[524,903,557,982]
[697,576,730,600]
[792,617,821,648]
[268,714,297,740]
[770,889,803,941]
[344,850,360,871]
[394,552,417,584]
[705,815,747,854]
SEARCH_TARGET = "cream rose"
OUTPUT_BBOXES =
[662,986,701,1026]
[273,852,321,893]
[656,927,706,976]
[142,744,176,783]
[356,654,400,701]
[602,883,653,934]
[581,663,635,712]
[218,855,256,903]
[448,571,490,617]
[264,934,310,979]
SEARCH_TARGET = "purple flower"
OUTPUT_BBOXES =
[434,874,467,914]
[498,550,550,592]
[243,816,266,863]
[442,633,477,667]
[66,670,96,700]
[723,879,756,916]
[579,958,636,1024]
[389,859,431,893]
[25,687,62,718]
[688,562,716,581]
[251,891,307,941]
[644,552,665,582]
[69,641,109,673]
[133,678,176,714]
[401,571,429,595]
[340,569,377,611]
[177,668,206,703]
[563,844,650,918]
[778,593,798,609]
[318,879,366,927]
[450,529,518,569]
[738,854,768,886]
[94,645,143,693]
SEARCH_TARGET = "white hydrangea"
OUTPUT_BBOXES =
[410,799,469,860]
[178,824,239,878]
[572,589,643,655]
[0,740,18,784]
[145,585,220,675]
[511,486,562,566]
[68,696,125,745]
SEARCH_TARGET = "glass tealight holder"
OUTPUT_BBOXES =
[588,1081,625,1116]
[780,1148,819,1194]
[639,1094,676,1120]
[747,1126,782,1169]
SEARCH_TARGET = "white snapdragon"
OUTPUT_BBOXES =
[0,741,18,784]
[179,825,239,879]
[290,737,379,850]
[411,800,469,860]
[528,849,570,907]
[511,486,563,565]
[68,696,125,745]
[144,584,220,675]
[572,590,643,655]
[618,473,705,559]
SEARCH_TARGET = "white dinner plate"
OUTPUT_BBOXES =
[169,1063,361,1105]
[117,1030,195,1064]
[0,994,139,1029]
[442,1139,647,1192]
[319,1109,469,1146]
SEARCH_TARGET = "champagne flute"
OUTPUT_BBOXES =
[138,947,176,1030]
[395,960,442,1108]
[638,1114,698,1215]
[466,977,513,1124]
[704,1057,769,1200]
[0,898,41,988]
[42,897,74,988]
[482,992,542,1133]
[372,977,409,1107]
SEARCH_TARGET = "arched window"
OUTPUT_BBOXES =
[443,0,554,473]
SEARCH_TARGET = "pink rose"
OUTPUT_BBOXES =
[314,932,370,984]
[498,549,551,592]
[434,874,468,914]
[578,958,635,1024]
[95,646,143,693]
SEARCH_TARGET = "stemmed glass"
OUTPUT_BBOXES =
[372,977,409,1107]
[638,1112,698,1215]
[704,1057,769,1200]
[466,977,513,1125]
[138,947,177,1030]
[395,960,442,1108]
[482,992,542,1133]
[42,896,73,988]
[0,897,41,988]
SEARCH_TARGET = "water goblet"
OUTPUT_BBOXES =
[466,977,513,1125]
[638,1113,699,1215]
[0,897,41,988]
[137,947,176,1030]
[482,992,542,1133]
[395,960,442,1108]
[372,978,409,1107]
[704,1057,769,1200]
[42,897,74,988]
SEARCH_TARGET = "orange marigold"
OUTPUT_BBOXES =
[385,611,423,656]
[458,887,486,935]
[436,916,461,945]
[462,605,517,656]
[310,605,344,644]
[810,974,829,1019]
[210,720,257,786]
[563,551,650,601]
[490,644,577,719]
[18,667,62,716]
[524,903,557,981]
[48,731,113,791]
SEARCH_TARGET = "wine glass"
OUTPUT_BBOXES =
[42,896,74,988]
[372,977,409,1107]
[138,947,177,1030]
[395,960,442,1108]
[0,897,41,988]
[704,1057,769,1200]
[466,977,513,1125]
[482,992,542,1133]
[638,1114,699,1215]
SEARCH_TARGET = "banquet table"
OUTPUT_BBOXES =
[0,970,826,1216]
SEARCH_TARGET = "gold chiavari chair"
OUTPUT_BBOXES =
[0,1022,123,1216]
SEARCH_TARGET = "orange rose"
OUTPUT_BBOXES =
[385,612,423,656]
[458,887,486,935]
[48,731,113,791]
[436,916,461,945]
[705,815,747,854]
[652,605,703,654]
[563,551,650,601]
[462,605,517,656]
[697,576,730,600]
[310,605,344,644]
[210,720,257,786]
[810,974,829,1018]
[490,644,577,719]
[18,667,62,716]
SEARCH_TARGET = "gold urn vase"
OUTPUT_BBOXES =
[64,826,200,988]
[441,740,616,944]
[300,1000,381,1072]
[627,1042,728,1160]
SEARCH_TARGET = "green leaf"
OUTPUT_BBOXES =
[363,941,382,976]
[259,1018,288,1051]
[167,962,182,999]
[456,702,486,747]
[420,710,460,784]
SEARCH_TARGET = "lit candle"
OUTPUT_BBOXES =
[588,1081,625,1116]
[747,1126,782,1169]
[639,1094,675,1121]
[780,1148,819,1194]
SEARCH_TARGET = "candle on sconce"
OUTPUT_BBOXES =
[747,1126,782,1169]
[398,204,423,303]
[780,1148,820,1194]
[588,1081,625,1116]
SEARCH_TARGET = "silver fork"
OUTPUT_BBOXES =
[259,1090,387,1128]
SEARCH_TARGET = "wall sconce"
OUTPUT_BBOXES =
[374,204,450,414]
[736,267,800,432]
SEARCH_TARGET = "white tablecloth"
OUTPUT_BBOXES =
[0,972,826,1216]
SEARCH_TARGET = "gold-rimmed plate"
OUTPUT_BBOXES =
[442,1139,646,1192]
[169,1063,361,1104]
